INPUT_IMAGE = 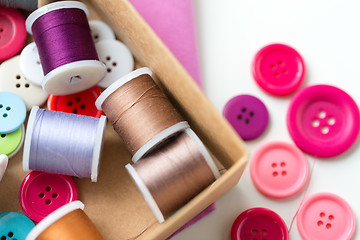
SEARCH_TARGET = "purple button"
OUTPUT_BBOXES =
[223,94,269,140]
[231,208,289,240]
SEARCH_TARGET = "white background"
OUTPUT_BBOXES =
[173,0,360,239]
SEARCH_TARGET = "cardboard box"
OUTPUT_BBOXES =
[0,1,248,239]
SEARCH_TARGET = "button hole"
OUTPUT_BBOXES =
[278,60,284,66]
[329,215,334,220]
[67,101,73,106]
[261,229,267,235]
[8,232,13,237]
[36,60,40,65]
[280,162,286,167]
[73,109,78,114]
[282,68,287,73]
[94,34,99,39]
[106,56,111,61]
[252,229,258,234]
[45,199,51,205]
[312,119,320,127]
[1,134,6,138]
[241,108,247,113]
[107,68,112,73]
[318,110,326,118]
[272,163,277,168]
[6,106,10,111]
[245,119,250,124]
[16,75,21,79]
[25,83,30,88]
[327,117,336,125]
[317,220,323,226]
[0,104,2,108]
[52,193,58,198]
[112,62,117,66]
[75,97,81,102]
[237,115,242,120]
[249,112,254,117]
[281,171,287,176]
[80,104,86,109]
[0,236,5,240]
[3,113,8,118]
[0,28,3,32]
[270,64,275,69]
[39,193,45,198]
[320,212,326,218]
[321,126,329,134]
[16,83,21,88]
[274,72,279,77]
[45,186,51,192]
[272,171,278,177]
[326,223,332,229]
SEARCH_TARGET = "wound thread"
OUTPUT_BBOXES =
[0,0,37,11]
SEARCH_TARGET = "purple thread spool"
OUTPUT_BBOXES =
[23,106,107,182]
[26,1,106,95]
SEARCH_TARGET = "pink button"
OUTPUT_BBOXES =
[252,43,305,96]
[19,171,78,222]
[297,193,355,240]
[231,208,289,240]
[250,141,308,198]
[287,84,360,158]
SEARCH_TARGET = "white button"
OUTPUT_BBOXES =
[0,154,8,182]
[19,42,44,86]
[0,56,48,111]
[95,39,134,88]
[89,20,115,43]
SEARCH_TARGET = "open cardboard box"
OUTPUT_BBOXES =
[0,0,248,239]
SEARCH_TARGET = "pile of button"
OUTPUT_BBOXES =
[225,44,359,240]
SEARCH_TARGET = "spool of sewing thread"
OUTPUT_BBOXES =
[23,106,106,182]
[96,67,189,162]
[25,1,106,95]
[26,201,105,240]
[126,128,220,223]
[0,0,37,11]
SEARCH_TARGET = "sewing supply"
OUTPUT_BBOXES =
[26,201,105,240]
[0,91,26,134]
[20,42,44,86]
[96,67,189,162]
[0,211,35,240]
[0,0,37,11]
[89,20,115,43]
[126,128,220,223]
[23,106,106,182]
[0,124,24,158]
[0,154,8,182]
[26,1,106,95]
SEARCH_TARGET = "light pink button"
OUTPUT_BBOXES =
[19,171,78,222]
[250,141,308,198]
[287,85,360,158]
[297,192,355,240]
[252,43,305,96]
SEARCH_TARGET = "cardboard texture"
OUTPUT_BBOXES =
[0,1,248,239]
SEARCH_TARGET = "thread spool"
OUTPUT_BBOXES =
[126,128,220,223]
[26,201,105,240]
[23,106,106,182]
[26,1,106,95]
[0,0,37,11]
[96,67,189,162]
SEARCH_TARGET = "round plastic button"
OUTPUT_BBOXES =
[250,142,308,198]
[95,39,134,88]
[19,171,78,222]
[0,91,26,134]
[0,56,48,111]
[89,20,115,43]
[223,94,269,140]
[47,86,103,118]
[0,124,24,158]
[19,42,44,86]
[297,192,355,240]
[231,207,289,240]
[0,154,8,182]
[287,84,360,158]
[252,43,305,96]
[0,7,26,62]
[0,211,35,240]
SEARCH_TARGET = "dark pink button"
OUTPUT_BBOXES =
[252,43,305,96]
[0,7,26,62]
[297,193,355,240]
[223,94,269,140]
[287,84,360,158]
[250,142,308,198]
[19,171,78,222]
[231,208,289,240]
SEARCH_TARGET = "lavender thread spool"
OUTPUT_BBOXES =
[25,1,106,95]
[23,106,106,182]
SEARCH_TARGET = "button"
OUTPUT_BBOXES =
[95,39,134,88]
[0,91,26,134]
[89,20,115,43]
[19,171,78,222]
[19,42,44,86]
[0,7,26,62]
[0,124,24,158]
[0,211,35,240]
[252,43,305,96]
[47,86,103,118]
[0,154,8,182]
[297,192,355,240]
[231,207,289,240]
[223,94,269,140]
[250,141,308,198]
[0,56,48,111]
[287,84,360,157]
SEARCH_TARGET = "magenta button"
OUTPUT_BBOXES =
[231,208,289,240]
[252,43,305,96]
[223,94,269,140]
[19,171,78,222]
[297,193,355,240]
[287,85,360,158]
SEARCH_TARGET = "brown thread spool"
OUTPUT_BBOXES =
[95,68,189,162]
[26,201,105,240]
[126,128,220,223]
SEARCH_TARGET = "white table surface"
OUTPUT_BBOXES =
[173,0,360,239]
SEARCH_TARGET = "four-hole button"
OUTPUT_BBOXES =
[0,92,26,134]
[0,211,34,240]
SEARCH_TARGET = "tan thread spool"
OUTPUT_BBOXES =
[96,67,189,162]
[26,201,105,240]
[126,128,220,223]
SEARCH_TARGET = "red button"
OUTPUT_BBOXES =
[19,171,78,222]
[231,208,289,240]
[0,7,26,62]
[47,86,103,118]
[252,43,305,96]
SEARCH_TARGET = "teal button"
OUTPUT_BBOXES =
[0,211,35,240]
[0,92,26,134]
